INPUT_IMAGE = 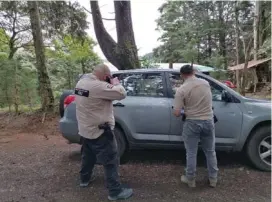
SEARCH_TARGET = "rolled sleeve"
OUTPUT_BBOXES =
[173,88,184,110]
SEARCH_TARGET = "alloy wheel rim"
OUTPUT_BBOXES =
[258,136,271,166]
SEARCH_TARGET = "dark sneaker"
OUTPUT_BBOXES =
[80,173,96,187]
[209,178,217,188]
[180,175,196,188]
[108,188,133,201]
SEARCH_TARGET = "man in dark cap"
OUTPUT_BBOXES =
[173,64,218,188]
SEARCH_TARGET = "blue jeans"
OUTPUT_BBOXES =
[80,131,122,196]
[183,119,218,180]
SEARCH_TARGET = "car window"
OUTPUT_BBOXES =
[169,73,184,95]
[167,73,224,101]
[114,73,164,97]
[196,75,224,101]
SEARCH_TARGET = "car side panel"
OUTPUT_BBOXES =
[235,113,271,151]
[59,103,80,143]
[114,97,171,142]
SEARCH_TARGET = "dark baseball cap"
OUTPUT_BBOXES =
[180,64,194,74]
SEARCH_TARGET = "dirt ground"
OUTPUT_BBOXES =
[0,113,271,202]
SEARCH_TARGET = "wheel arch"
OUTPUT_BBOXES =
[115,121,130,150]
[242,120,271,151]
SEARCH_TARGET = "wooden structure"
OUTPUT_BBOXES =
[227,58,271,93]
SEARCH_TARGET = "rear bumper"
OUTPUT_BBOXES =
[59,117,81,144]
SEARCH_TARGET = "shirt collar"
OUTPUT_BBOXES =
[184,75,196,83]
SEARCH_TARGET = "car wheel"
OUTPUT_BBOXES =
[114,127,127,158]
[246,125,271,171]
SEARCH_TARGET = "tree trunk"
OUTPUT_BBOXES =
[253,0,260,93]
[81,60,86,74]
[8,46,17,60]
[4,75,11,113]
[253,1,260,60]
[67,69,72,89]
[240,36,253,96]
[259,1,269,46]
[25,87,33,111]
[114,1,140,69]
[169,62,173,69]
[234,1,240,91]
[8,2,19,60]
[208,33,212,58]
[28,1,55,111]
[197,39,200,63]
[14,61,19,114]
[218,1,227,69]
[90,0,140,70]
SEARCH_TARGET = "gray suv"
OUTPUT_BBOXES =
[59,69,271,171]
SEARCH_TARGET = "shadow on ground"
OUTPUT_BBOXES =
[69,148,251,168]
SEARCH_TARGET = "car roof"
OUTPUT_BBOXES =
[112,68,177,74]
[111,68,206,76]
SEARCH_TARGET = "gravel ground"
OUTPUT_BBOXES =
[0,113,271,202]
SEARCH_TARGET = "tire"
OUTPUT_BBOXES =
[246,125,271,172]
[114,127,127,158]
[59,90,73,117]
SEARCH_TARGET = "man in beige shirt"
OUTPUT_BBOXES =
[173,65,218,188]
[75,64,133,201]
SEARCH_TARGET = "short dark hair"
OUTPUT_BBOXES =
[180,65,194,74]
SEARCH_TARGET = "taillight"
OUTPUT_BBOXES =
[64,95,75,108]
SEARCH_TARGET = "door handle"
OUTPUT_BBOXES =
[113,102,125,107]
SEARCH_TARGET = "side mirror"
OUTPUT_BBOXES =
[221,90,232,102]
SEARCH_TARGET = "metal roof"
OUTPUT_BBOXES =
[227,58,271,71]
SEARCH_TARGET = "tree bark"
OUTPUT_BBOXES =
[234,1,240,91]
[240,36,253,96]
[169,62,173,69]
[14,61,19,114]
[4,73,11,113]
[218,1,227,69]
[67,69,72,89]
[253,0,260,93]
[81,60,86,74]
[28,1,55,111]
[259,1,269,46]
[253,1,260,60]
[90,0,140,70]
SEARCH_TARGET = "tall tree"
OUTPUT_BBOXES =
[0,1,31,59]
[154,0,254,70]
[28,1,54,111]
[234,1,241,90]
[252,1,261,93]
[90,0,140,70]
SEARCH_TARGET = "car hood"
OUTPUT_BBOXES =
[244,97,271,103]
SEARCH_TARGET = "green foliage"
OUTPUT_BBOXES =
[46,34,101,91]
[258,38,271,58]
[140,53,160,68]
[0,1,101,111]
[0,32,101,111]
[0,51,39,109]
[0,28,9,53]
[154,1,260,68]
